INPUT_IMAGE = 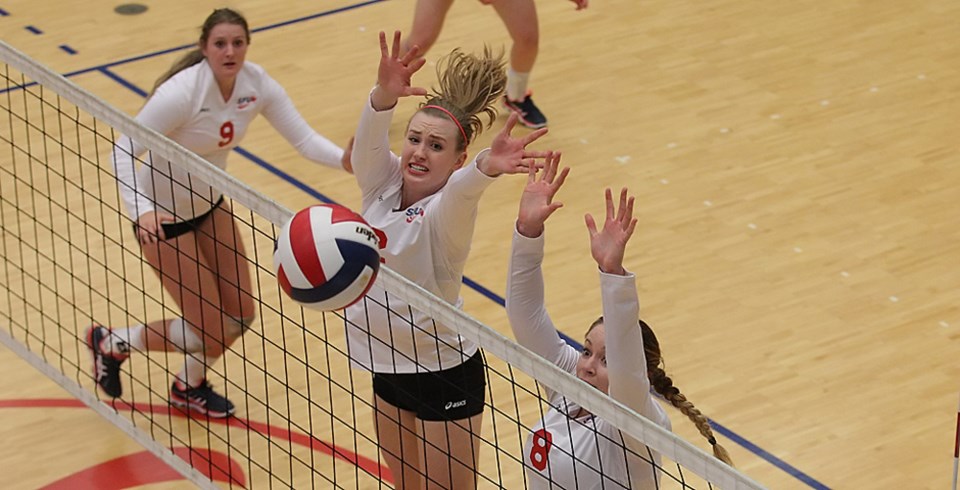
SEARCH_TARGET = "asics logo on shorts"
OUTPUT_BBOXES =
[445,399,467,410]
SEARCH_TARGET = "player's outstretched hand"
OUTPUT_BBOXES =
[585,188,636,276]
[517,152,570,238]
[478,112,550,177]
[371,30,428,111]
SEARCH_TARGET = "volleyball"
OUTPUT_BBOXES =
[274,204,381,311]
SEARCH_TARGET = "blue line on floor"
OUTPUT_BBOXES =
[60,1,386,79]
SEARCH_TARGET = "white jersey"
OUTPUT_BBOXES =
[112,59,344,221]
[506,230,672,490]
[344,94,495,373]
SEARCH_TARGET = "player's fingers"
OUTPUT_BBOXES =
[545,152,560,182]
[616,187,629,222]
[584,213,598,236]
[603,188,615,222]
[522,150,552,160]
[521,127,549,146]
[553,166,571,192]
[391,31,402,58]
[502,112,518,135]
[623,196,636,228]
[408,55,427,73]
[625,217,638,239]
[379,31,389,58]
[407,87,429,97]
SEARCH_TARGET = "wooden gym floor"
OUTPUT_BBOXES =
[1,0,959,488]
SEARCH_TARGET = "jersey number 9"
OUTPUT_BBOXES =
[219,121,235,147]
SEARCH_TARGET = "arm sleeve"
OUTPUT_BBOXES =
[506,227,581,391]
[602,270,659,419]
[430,152,497,259]
[112,84,190,219]
[352,91,401,200]
[259,74,344,170]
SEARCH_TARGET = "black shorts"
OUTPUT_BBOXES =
[372,349,486,422]
[133,196,224,241]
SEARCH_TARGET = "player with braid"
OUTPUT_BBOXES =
[346,31,551,489]
[86,8,349,418]
[506,154,732,488]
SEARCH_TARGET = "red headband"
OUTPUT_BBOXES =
[422,105,468,147]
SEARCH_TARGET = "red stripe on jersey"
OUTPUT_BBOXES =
[290,208,327,286]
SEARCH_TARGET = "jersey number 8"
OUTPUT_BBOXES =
[530,428,553,471]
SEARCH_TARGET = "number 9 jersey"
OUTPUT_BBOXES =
[112,59,343,222]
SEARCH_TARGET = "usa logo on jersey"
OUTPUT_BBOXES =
[405,207,425,223]
[237,96,257,109]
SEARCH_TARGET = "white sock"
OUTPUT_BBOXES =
[177,353,210,388]
[506,68,531,101]
[104,324,145,356]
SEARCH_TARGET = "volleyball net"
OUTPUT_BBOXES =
[0,40,765,489]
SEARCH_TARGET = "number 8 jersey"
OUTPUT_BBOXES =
[508,230,673,489]
[112,59,343,222]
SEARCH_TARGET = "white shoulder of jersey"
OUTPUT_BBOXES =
[241,60,266,75]
[152,60,209,101]
[238,61,271,90]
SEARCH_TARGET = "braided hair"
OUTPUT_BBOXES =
[588,317,734,465]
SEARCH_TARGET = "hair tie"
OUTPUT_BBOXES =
[708,436,717,445]
[422,105,468,146]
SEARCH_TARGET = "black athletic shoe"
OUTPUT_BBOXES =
[170,379,236,418]
[86,324,128,398]
[504,92,548,129]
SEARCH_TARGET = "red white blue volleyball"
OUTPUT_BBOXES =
[274,204,381,311]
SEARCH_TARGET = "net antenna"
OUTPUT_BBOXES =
[953,392,960,490]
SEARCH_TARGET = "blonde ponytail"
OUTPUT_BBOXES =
[419,46,506,150]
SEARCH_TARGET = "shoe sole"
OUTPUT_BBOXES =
[170,394,235,419]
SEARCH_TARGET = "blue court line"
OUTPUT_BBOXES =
[99,67,146,97]
[25,25,42,35]
[59,45,77,55]
[2,1,382,95]
[60,0,386,79]
[711,422,830,490]
[233,147,335,205]
[0,8,9,16]
[50,3,827,488]
[463,277,583,351]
